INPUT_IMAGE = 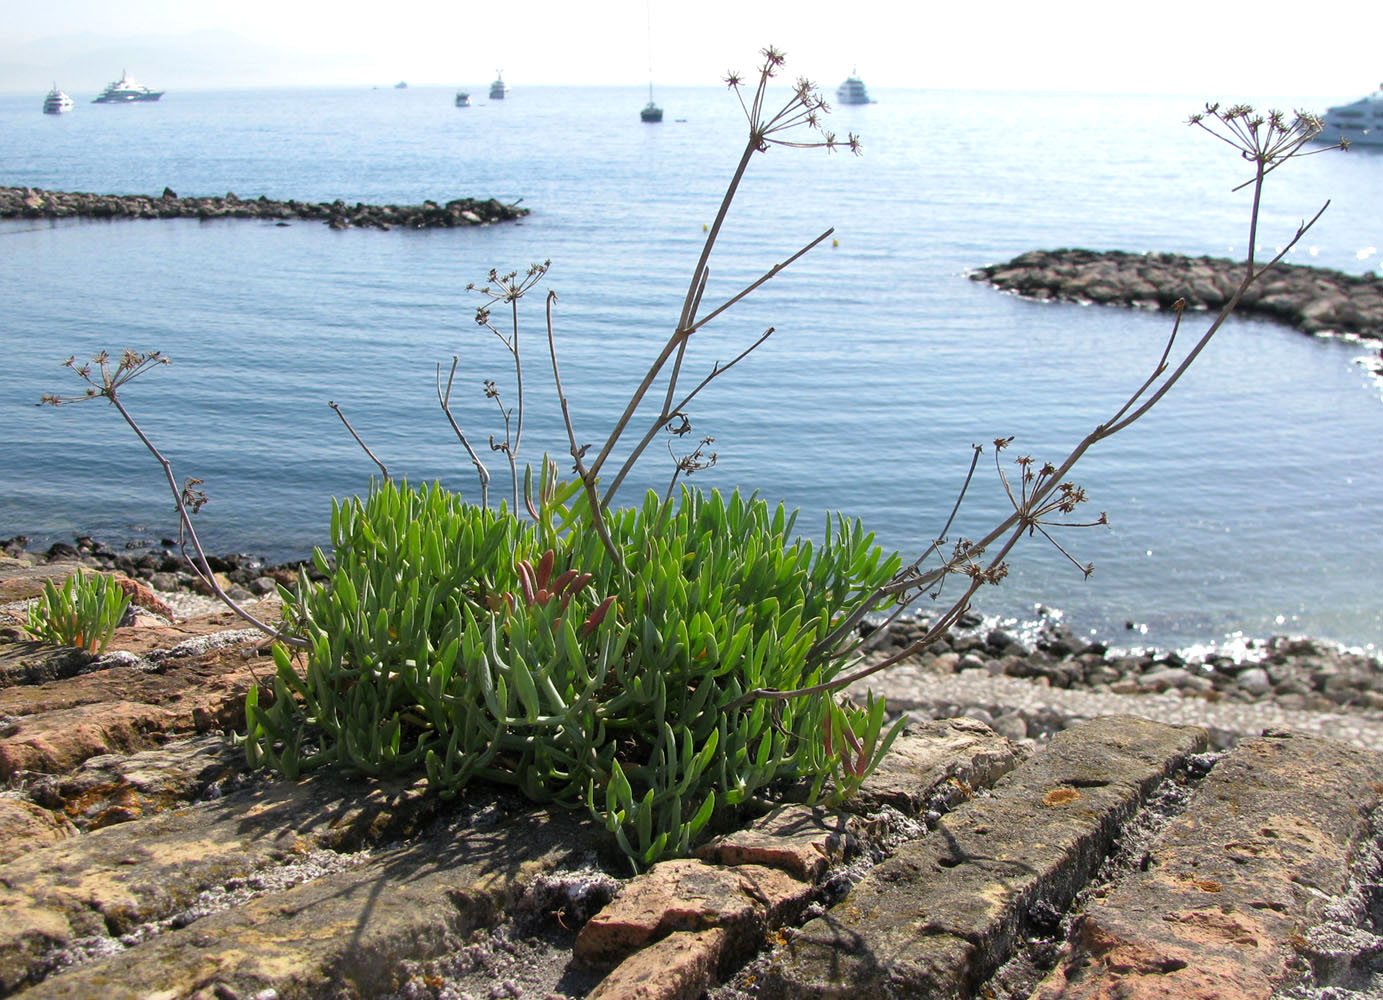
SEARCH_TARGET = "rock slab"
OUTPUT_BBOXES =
[757,715,1209,998]
[1033,729,1383,1000]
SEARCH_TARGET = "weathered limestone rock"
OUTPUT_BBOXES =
[15,803,605,999]
[574,859,812,968]
[25,734,246,833]
[849,716,1023,815]
[587,927,731,1000]
[0,799,74,864]
[696,804,865,881]
[0,643,93,689]
[756,716,1208,998]
[1031,729,1383,1000]
[0,770,452,993]
[0,638,270,778]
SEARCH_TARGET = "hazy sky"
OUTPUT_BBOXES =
[3,0,1374,97]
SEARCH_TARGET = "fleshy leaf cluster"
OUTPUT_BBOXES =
[243,476,904,866]
[26,570,130,653]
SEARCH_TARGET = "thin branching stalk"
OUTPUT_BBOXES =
[463,261,548,509]
[39,353,307,647]
[588,50,856,506]
[328,400,388,479]
[437,358,491,508]
[747,108,1332,704]
[601,225,836,506]
[607,325,775,505]
[107,393,305,646]
[545,290,623,568]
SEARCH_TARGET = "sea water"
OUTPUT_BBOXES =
[1,84,1380,652]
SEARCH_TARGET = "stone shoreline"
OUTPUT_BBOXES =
[0,185,528,230]
[971,248,1383,341]
[6,534,1379,747]
[4,550,1383,998]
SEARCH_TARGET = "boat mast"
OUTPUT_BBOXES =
[645,0,655,100]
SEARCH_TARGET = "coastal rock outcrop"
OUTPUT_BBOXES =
[0,186,527,230]
[972,248,1383,341]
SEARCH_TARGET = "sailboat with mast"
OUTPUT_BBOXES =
[641,81,663,122]
[640,1,662,121]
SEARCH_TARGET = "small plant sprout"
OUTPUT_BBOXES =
[26,570,130,653]
[39,350,305,648]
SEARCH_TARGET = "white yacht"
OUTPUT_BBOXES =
[835,70,872,105]
[489,71,509,100]
[1319,84,1383,145]
[42,85,73,114]
[93,70,163,103]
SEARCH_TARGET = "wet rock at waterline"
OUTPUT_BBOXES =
[972,248,1383,340]
[0,186,527,230]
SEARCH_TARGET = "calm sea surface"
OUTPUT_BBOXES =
[2,84,1380,652]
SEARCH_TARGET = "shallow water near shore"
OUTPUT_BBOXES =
[1,84,1381,652]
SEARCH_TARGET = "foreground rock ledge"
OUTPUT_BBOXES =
[0,186,527,230]
[5,562,1383,999]
[972,248,1383,340]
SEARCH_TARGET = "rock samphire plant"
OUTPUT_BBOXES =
[247,475,900,863]
[41,56,1338,865]
[25,569,130,653]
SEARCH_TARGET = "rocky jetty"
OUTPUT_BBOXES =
[4,546,1383,999]
[0,185,527,230]
[972,248,1383,341]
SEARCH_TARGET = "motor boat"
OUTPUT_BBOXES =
[489,71,509,100]
[835,70,872,105]
[455,91,471,107]
[93,70,163,103]
[1318,84,1383,145]
[42,85,73,114]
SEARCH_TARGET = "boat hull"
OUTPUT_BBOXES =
[1317,90,1383,145]
[42,91,73,114]
[93,92,163,103]
[835,76,872,105]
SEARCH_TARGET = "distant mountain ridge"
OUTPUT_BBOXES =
[0,29,393,94]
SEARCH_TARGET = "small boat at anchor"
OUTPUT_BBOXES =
[639,1,662,122]
[93,69,163,103]
[835,69,873,105]
[455,91,471,107]
[42,85,73,114]
[641,82,663,123]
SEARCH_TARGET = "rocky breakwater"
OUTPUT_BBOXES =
[0,185,527,230]
[972,248,1383,341]
[3,551,1383,999]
